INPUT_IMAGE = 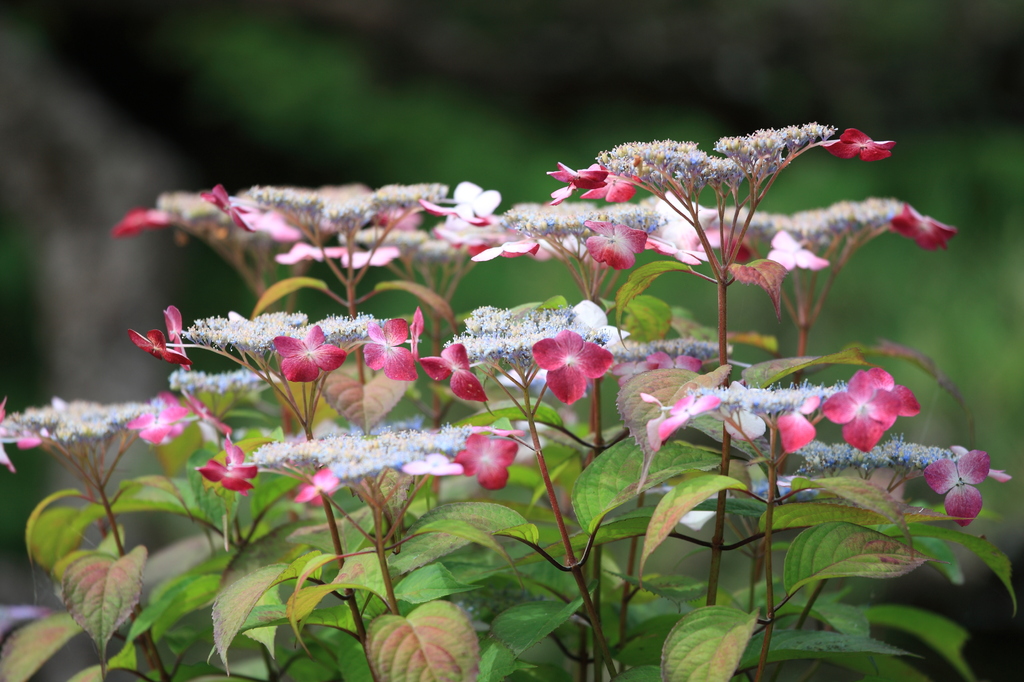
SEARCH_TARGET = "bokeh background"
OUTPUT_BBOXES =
[1,0,1022,679]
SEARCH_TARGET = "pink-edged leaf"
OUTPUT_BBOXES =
[251,277,328,317]
[373,281,457,331]
[366,601,479,682]
[323,372,407,434]
[661,606,757,682]
[0,612,82,682]
[728,259,788,320]
[639,475,746,578]
[61,546,147,672]
[791,476,909,543]
[212,564,287,672]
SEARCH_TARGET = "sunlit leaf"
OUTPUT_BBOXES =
[323,372,408,434]
[374,280,457,331]
[661,606,757,682]
[728,259,788,319]
[366,601,479,681]
[614,260,692,330]
[251,276,328,317]
[394,564,479,605]
[623,294,672,342]
[212,564,287,670]
[741,347,871,388]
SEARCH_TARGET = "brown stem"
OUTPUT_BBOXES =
[706,278,733,605]
[755,432,780,682]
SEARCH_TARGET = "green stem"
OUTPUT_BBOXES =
[755,436,780,682]
[373,506,400,614]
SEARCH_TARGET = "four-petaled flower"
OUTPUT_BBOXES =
[419,181,502,226]
[199,184,257,231]
[196,438,259,495]
[420,344,488,402]
[364,319,418,381]
[454,434,518,490]
[821,128,896,162]
[581,174,636,203]
[274,325,348,382]
[889,203,957,251]
[532,330,614,404]
[402,454,465,477]
[127,406,191,445]
[641,393,722,451]
[767,231,829,271]
[547,163,609,205]
[924,448,990,526]
[294,468,342,503]
[584,221,648,270]
[110,208,171,238]
[822,368,920,452]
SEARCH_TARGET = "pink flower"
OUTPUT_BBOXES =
[200,184,257,231]
[777,397,821,453]
[247,211,302,241]
[469,425,525,438]
[924,448,990,527]
[0,397,14,473]
[419,182,502,226]
[454,434,517,490]
[294,468,342,503]
[128,329,192,367]
[364,319,418,381]
[821,128,896,162]
[547,163,609,205]
[128,406,191,445]
[196,437,258,495]
[182,392,232,436]
[822,368,920,452]
[584,221,648,270]
[409,308,424,361]
[532,330,614,405]
[889,204,957,251]
[111,208,171,238]
[766,232,829,271]
[273,325,348,382]
[580,174,636,203]
[989,469,1012,483]
[163,305,189,368]
[402,454,465,477]
[420,344,488,402]
[275,243,401,267]
[610,353,703,387]
[470,239,541,262]
[641,393,721,451]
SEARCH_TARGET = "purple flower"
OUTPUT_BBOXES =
[924,448,989,527]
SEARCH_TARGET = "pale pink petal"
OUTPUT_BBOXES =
[957,450,990,485]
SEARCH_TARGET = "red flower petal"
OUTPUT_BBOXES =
[778,413,816,453]
[944,484,983,527]
[924,458,959,494]
[451,370,488,402]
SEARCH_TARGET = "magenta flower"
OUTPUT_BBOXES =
[610,353,702,387]
[163,305,190,368]
[420,344,488,402]
[294,468,342,503]
[402,454,465,477]
[641,393,722,451]
[128,329,192,367]
[889,204,957,251]
[924,449,990,527]
[767,231,829,271]
[364,319,418,381]
[584,221,648,270]
[200,184,257,232]
[580,174,637,203]
[410,308,424,361]
[532,330,614,405]
[274,325,348,382]
[110,208,171,238]
[182,392,232,436]
[454,434,518,490]
[821,128,896,162]
[196,438,259,495]
[128,406,191,445]
[822,368,920,452]
[547,163,609,205]
[777,396,821,453]
[470,239,541,262]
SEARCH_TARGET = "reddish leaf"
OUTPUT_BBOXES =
[366,601,479,681]
[323,372,407,433]
[212,564,287,671]
[0,613,82,682]
[728,259,788,320]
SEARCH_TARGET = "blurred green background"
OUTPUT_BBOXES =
[0,1,1022,679]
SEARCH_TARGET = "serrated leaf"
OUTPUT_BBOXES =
[61,546,146,673]
[143,573,220,643]
[738,630,910,670]
[610,665,660,681]
[766,501,949,532]
[0,612,82,682]
[572,439,720,535]
[366,601,479,681]
[790,476,910,543]
[323,372,408,434]
[251,276,328,317]
[866,604,975,682]
[639,475,746,577]
[456,401,563,428]
[24,488,88,573]
[494,523,540,545]
[726,331,778,355]
[490,597,584,657]
[394,564,479,604]
[784,522,929,595]
[390,503,527,574]
[617,615,683,666]
[413,520,514,571]
[728,259,788,319]
[741,347,871,388]
[223,521,313,586]
[613,574,706,606]
[374,280,456,330]
[478,640,519,682]
[107,639,137,671]
[212,564,286,670]
[614,260,692,329]
[692,497,766,517]
[623,295,672,342]
[661,606,757,682]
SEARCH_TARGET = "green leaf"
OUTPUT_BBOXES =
[490,597,584,657]
[615,573,706,606]
[251,276,328,317]
[212,564,287,670]
[375,280,457,330]
[24,488,89,573]
[537,295,569,310]
[639,475,746,577]
[390,502,527,574]
[741,347,871,388]
[494,523,540,545]
[776,600,869,637]
[456,401,563,428]
[885,523,1016,615]
[692,497,766,518]
[784,522,930,595]
[766,501,948,531]
[323,372,408,434]
[66,666,102,682]
[145,574,220,642]
[572,439,720,534]
[478,640,520,682]
[790,476,910,542]
[614,260,691,330]
[413,519,515,570]
[616,615,683,666]
[394,563,479,604]
[623,295,672,342]
[738,630,910,670]
[867,604,975,681]
[728,259,788,319]
[610,666,660,682]
[154,422,203,476]
[251,474,300,522]
[0,613,82,682]
[366,601,479,681]
[61,546,147,674]
[107,639,137,671]
[660,606,757,682]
